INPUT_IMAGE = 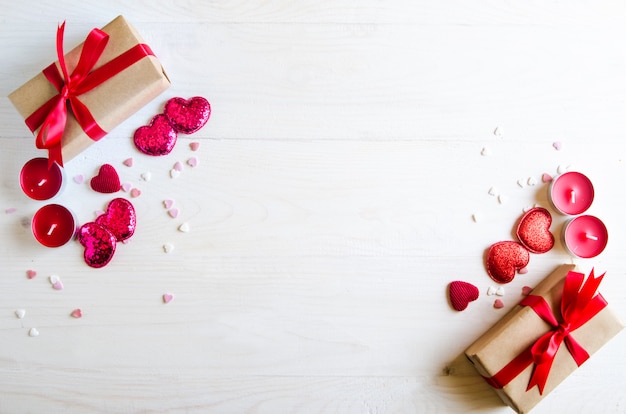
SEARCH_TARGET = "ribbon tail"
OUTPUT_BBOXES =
[526,359,555,395]
[35,96,67,167]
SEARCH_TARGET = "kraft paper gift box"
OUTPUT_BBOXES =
[465,264,624,414]
[9,15,170,165]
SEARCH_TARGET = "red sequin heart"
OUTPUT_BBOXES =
[164,96,211,134]
[516,207,554,254]
[95,198,136,242]
[90,164,120,193]
[77,222,117,268]
[448,281,479,311]
[133,114,178,156]
[486,241,530,284]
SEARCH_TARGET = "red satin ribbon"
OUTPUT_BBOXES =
[483,269,607,395]
[25,21,155,167]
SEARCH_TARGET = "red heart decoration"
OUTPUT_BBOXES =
[486,241,530,284]
[164,96,211,134]
[77,222,117,268]
[95,198,137,242]
[448,281,479,311]
[516,207,554,254]
[90,164,120,193]
[133,114,178,156]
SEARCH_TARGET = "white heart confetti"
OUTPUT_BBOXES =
[493,126,503,137]
[517,179,525,188]
[527,176,537,186]
[178,222,190,233]
[557,164,571,175]
[498,194,508,205]
[488,186,498,196]
[163,243,174,253]
[481,146,492,156]
[487,286,497,296]
[471,213,481,223]
[496,286,505,296]
[15,309,26,319]
[49,275,59,284]
[170,169,180,179]
[29,328,39,337]
[141,172,152,182]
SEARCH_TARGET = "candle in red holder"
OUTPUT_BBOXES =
[32,204,76,247]
[20,158,64,200]
[563,215,608,258]
[549,171,594,215]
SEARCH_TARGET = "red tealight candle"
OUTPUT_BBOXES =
[549,171,594,215]
[20,158,64,200]
[32,204,76,248]
[563,215,608,258]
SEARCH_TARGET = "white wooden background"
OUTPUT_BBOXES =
[1,1,626,413]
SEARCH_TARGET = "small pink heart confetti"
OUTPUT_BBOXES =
[162,293,174,304]
[173,161,183,172]
[163,199,174,209]
[26,269,37,279]
[542,173,553,183]
[70,309,83,318]
[123,158,134,167]
[189,142,200,151]
[518,267,529,274]
[522,286,533,296]
[130,188,141,198]
[5,207,17,214]
[494,299,504,309]
[49,275,64,291]
[121,182,132,192]
[73,174,84,184]
[187,157,198,167]
[552,141,562,151]
[168,208,180,218]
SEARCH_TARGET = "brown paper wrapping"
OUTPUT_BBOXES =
[8,15,170,163]
[465,264,624,414]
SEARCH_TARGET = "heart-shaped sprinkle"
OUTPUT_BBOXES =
[498,194,508,205]
[472,213,481,223]
[522,286,533,296]
[134,114,178,156]
[170,169,180,179]
[517,179,525,188]
[90,164,121,193]
[486,286,497,296]
[494,126,503,137]
[78,222,117,268]
[5,207,17,214]
[141,172,152,182]
[486,241,530,284]
[553,141,562,151]
[448,281,479,311]
[95,198,137,242]
[518,267,529,274]
[516,207,554,254]
[162,293,174,304]
[29,328,39,337]
[173,161,184,172]
[70,309,83,318]
[73,174,84,184]
[49,275,60,284]
[527,176,537,186]
[178,222,190,233]
[542,173,553,183]
[496,286,505,296]
[164,96,211,134]
[494,299,504,309]
[130,188,142,198]
[488,186,498,196]
[163,243,174,253]
[168,208,179,218]
[190,142,200,151]
[123,158,134,167]
[481,146,492,156]
[121,183,132,192]
[15,309,26,319]
[163,199,174,209]
[557,164,570,174]
[52,280,64,290]
[26,269,37,279]
[187,157,198,167]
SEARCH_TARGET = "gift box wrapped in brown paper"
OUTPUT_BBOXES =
[465,264,624,413]
[9,15,170,165]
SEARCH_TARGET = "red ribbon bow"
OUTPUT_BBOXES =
[25,21,155,167]
[484,269,607,395]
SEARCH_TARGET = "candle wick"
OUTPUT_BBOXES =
[38,179,47,187]
[570,190,576,204]
[585,233,598,241]
[47,224,57,236]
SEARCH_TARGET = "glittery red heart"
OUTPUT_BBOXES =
[486,241,530,284]
[164,96,211,134]
[90,164,120,193]
[77,222,117,268]
[448,281,479,311]
[516,207,554,254]
[95,198,136,242]
[133,114,178,156]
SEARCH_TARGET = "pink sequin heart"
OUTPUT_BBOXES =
[95,198,136,242]
[78,222,117,268]
[164,96,211,134]
[134,114,178,156]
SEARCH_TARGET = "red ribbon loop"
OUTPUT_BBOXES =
[24,21,155,167]
[484,269,607,395]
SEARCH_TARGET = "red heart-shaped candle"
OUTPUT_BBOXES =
[78,222,117,268]
[95,198,136,242]
[486,241,530,284]
[448,281,480,311]
[134,114,178,156]
[516,207,554,254]
[164,96,211,134]
[90,164,120,193]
